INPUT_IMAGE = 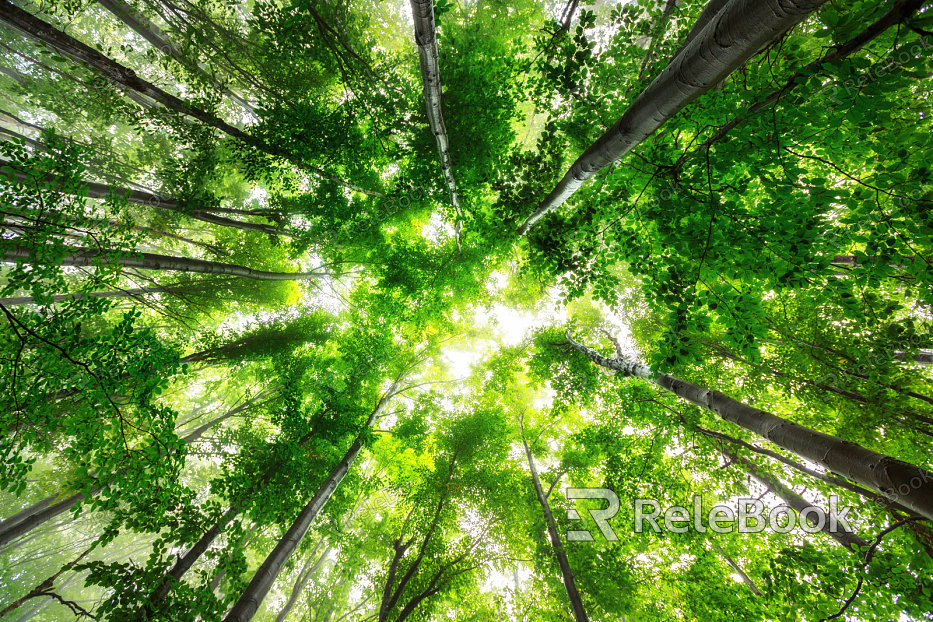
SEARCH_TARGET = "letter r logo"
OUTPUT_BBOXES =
[566,488,620,541]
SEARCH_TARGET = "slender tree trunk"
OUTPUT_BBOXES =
[565,333,933,521]
[721,448,869,551]
[829,254,929,269]
[0,287,175,306]
[0,494,57,537]
[707,343,933,422]
[274,541,332,622]
[516,0,826,234]
[0,59,157,108]
[895,351,933,365]
[144,505,241,612]
[0,491,92,548]
[673,0,925,172]
[0,2,250,137]
[521,434,589,622]
[96,0,255,114]
[0,2,379,197]
[224,381,401,622]
[711,542,761,596]
[3,246,324,281]
[633,0,679,84]
[408,0,462,247]
[693,425,919,516]
[181,388,280,443]
[1,397,264,551]
[1,160,285,235]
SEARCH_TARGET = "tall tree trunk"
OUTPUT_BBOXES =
[0,159,285,235]
[0,1,379,197]
[693,425,919,516]
[96,0,255,114]
[145,504,241,612]
[3,246,325,281]
[721,448,870,551]
[0,286,181,306]
[408,0,462,247]
[895,351,933,365]
[0,1,248,138]
[633,0,679,84]
[0,59,157,108]
[707,343,933,422]
[521,433,590,622]
[565,333,933,521]
[711,541,761,596]
[516,0,826,234]
[274,540,332,622]
[224,381,401,622]
[181,388,280,443]
[0,491,92,548]
[679,0,730,50]
[0,392,248,546]
[672,0,925,173]
[0,494,57,537]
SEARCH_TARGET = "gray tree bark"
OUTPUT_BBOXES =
[144,504,241,611]
[274,540,332,622]
[565,333,933,521]
[672,0,924,173]
[0,491,92,548]
[516,0,826,234]
[96,0,255,114]
[224,380,401,622]
[3,246,325,281]
[711,541,761,596]
[722,447,870,551]
[0,159,284,235]
[521,433,589,622]
[409,0,463,247]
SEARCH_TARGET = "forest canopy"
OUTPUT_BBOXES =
[0,0,932,620]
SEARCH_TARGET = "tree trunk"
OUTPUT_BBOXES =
[516,0,826,234]
[633,0,679,84]
[224,381,401,622]
[0,494,57,536]
[693,425,919,516]
[565,333,933,521]
[0,2,381,197]
[96,0,255,114]
[673,0,925,172]
[408,0,462,247]
[0,159,285,235]
[0,60,157,108]
[145,504,241,611]
[274,540,332,622]
[3,246,324,281]
[521,435,589,622]
[711,541,761,596]
[0,287,178,306]
[0,491,90,548]
[0,1,249,137]
[679,0,730,50]
[895,351,933,365]
[722,448,870,551]
[181,388,280,443]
